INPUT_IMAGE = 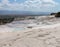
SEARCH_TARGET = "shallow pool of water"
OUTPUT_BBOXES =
[13,27,26,32]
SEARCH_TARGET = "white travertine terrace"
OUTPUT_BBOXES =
[0,16,60,47]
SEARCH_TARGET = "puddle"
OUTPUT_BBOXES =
[13,27,26,32]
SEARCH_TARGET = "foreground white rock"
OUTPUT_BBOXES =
[0,23,60,47]
[0,16,60,47]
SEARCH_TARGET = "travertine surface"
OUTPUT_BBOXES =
[0,25,60,47]
[0,16,60,47]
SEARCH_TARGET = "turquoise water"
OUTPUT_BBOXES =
[13,27,25,32]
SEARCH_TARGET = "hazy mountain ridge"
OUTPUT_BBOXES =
[0,10,50,15]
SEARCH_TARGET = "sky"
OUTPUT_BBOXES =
[0,0,60,12]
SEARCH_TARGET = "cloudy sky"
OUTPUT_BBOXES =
[0,0,60,12]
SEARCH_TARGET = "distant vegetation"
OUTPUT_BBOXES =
[0,15,36,25]
[0,17,14,25]
[50,13,56,15]
[50,12,60,17]
[55,12,60,17]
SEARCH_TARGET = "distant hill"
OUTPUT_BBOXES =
[0,10,50,16]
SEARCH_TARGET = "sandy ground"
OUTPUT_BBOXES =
[0,23,60,47]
